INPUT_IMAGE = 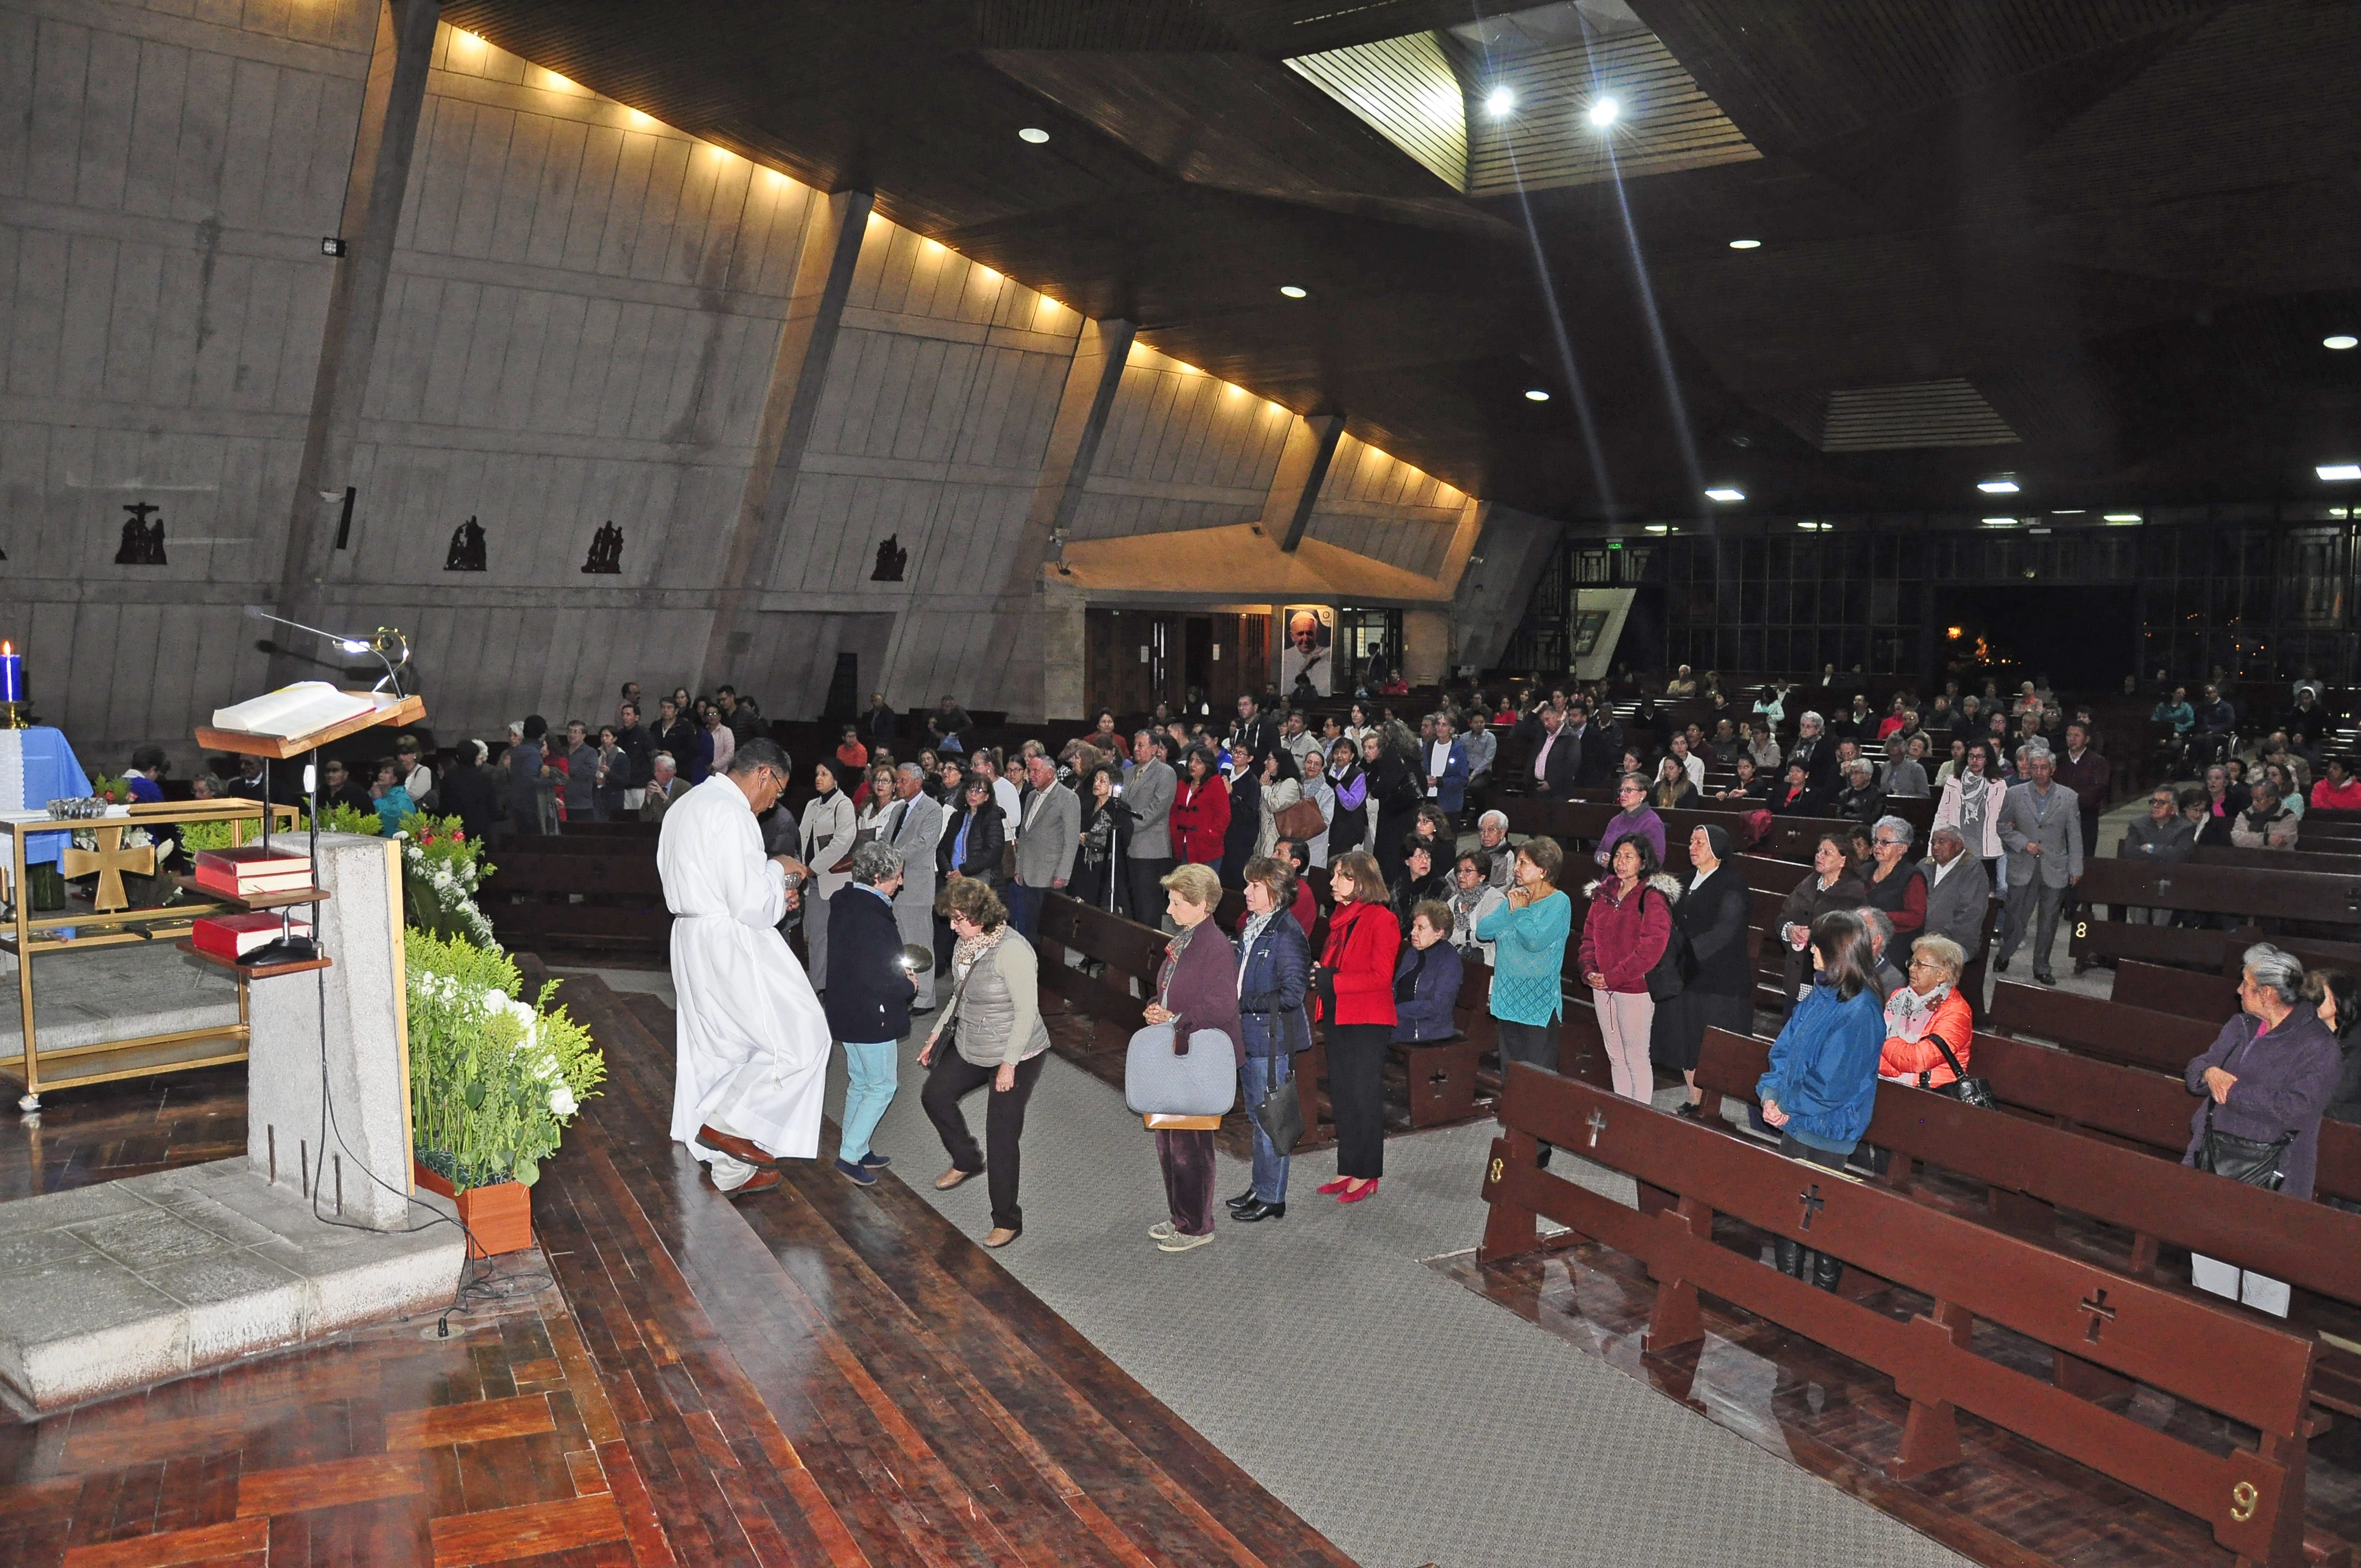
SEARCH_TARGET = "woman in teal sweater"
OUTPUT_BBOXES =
[1477,835,1574,1162]
[1758,910,1886,1292]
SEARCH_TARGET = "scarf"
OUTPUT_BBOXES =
[1884,982,1952,1043]
[953,923,1007,981]
[1394,943,1432,1003]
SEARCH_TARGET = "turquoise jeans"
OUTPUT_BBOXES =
[839,1040,899,1162]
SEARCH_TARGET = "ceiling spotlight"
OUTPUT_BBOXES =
[1278,285,1307,299]
[1797,520,1829,531]
[1485,87,1515,117]
[2322,464,2361,481]
[2104,513,2143,525]
[1524,388,1551,402]
[1587,97,1620,127]
[1728,238,1761,250]
[1977,479,2020,494]
[1017,127,1050,144]
[2326,335,2358,351]
[1704,487,1744,503]
[1644,523,1672,534]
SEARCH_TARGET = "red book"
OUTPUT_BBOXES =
[195,846,311,876]
[194,863,314,899]
[192,912,312,960]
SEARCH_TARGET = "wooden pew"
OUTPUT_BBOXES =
[2113,960,2240,1025]
[1478,1064,2322,1566]
[2195,845,2361,875]
[2070,858,2361,970]
[1984,979,2221,1076]
[1033,894,1163,1048]
[480,834,669,950]
[1695,1028,2361,1423]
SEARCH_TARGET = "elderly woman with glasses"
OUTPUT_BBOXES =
[2182,943,2342,1200]
[1593,772,1665,870]
[1879,934,1973,1089]
[1859,814,1927,940]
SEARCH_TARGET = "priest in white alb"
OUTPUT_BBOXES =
[658,737,832,1197]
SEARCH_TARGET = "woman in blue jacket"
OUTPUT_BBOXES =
[1227,854,1312,1223]
[1392,900,1465,1042]
[1758,910,1886,1292]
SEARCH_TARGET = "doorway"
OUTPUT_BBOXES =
[1941,585,2137,693]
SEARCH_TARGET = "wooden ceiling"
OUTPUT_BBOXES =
[439,0,2361,521]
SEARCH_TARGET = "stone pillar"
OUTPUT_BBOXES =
[992,317,1134,723]
[246,832,412,1231]
[700,188,875,691]
[1041,572,1087,722]
[270,0,440,676]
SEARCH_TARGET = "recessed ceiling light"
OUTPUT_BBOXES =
[1977,479,2020,494]
[1017,127,1050,144]
[1485,87,1515,117]
[1981,516,2020,526]
[2321,464,2361,481]
[2050,509,2085,515]
[2104,513,2142,525]
[2326,335,2358,350]
[1728,238,1761,250]
[1524,388,1551,402]
[1797,520,1829,531]
[1587,97,1620,127]
[1704,487,1744,503]
[1278,285,1307,299]
[1644,523,1672,534]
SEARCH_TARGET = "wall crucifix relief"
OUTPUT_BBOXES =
[115,502,167,565]
[444,516,487,571]
[872,535,907,582]
[581,520,624,574]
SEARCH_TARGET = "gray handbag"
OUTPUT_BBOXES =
[1124,1022,1238,1117]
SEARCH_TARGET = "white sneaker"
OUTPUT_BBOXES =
[1156,1230,1214,1254]
[1148,1219,1177,1240]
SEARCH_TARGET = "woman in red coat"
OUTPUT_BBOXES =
[1169,748,1232,865]
[1313,849,1400,1202]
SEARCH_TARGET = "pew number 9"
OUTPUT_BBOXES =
[2231,1480,2259,1523]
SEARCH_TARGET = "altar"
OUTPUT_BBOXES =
[0,726,91,868]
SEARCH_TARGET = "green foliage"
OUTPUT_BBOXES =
[395,811,497,949]
[405,929,603,1191]
[86,773,135,805]
[177,818,240,854]
[315,802,383,837]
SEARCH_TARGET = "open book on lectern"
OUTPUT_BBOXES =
[210,682,393,739]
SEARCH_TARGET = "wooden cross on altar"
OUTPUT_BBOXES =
[59,824,156,913]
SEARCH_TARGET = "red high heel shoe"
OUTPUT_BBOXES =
[1316,1175,1352,1195]
[1338,1179,1380,1204]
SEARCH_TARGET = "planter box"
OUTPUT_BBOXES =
[412,1159,533,1259]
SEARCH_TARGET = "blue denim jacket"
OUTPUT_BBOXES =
[1758,981,1885,1154]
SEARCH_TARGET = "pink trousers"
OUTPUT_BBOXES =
[1595,989,1657,1103]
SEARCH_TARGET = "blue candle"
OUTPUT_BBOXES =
[0,641,21,703]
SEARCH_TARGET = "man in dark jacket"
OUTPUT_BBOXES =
[928,695,972,754]
[823,840,916,1187]
[613,701,654,803]
[657,697,699,785]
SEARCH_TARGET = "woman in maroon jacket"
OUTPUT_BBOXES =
[1578,835,1677,1103]
[1312,850,1401,1202]
[1168,748,1232,865]
[1143,862,1243,1253]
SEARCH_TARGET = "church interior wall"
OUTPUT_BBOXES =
[0,1,1541,771]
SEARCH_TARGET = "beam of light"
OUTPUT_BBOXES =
[1586,69,1705,507]
[1476,34,1614,520]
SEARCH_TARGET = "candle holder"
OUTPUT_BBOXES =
[0,703,28,731]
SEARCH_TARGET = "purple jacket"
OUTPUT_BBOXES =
[1158,919,1245,1067]
[2182,1008,2341,1200]
[1595,805,1666,870]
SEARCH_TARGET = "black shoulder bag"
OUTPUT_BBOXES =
[2194,1019,2294,1189]
[1916,1032,1994,1109]
[1643,889,1688,1002]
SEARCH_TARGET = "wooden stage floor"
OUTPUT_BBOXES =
[0,966,1356,1568]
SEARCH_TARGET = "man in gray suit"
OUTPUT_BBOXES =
[883,763,945,1009]
[1993,743,2081,986]
[1009,753,1080,941]
[1921,827,1992,960]
[1125,729,1177,929]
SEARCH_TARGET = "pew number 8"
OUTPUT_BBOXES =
[1488,1157,1504,1185]
[2231,1480,2259,1523]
